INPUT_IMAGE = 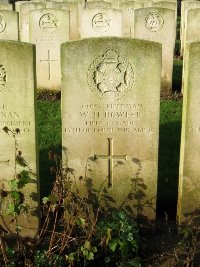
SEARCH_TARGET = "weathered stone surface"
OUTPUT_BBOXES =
[45,1,79,40]
[180,1,200,56]
[133,7,176,94]
[178,41,200,226]
[120,1,137,38]
[0,41,39,238]
[121,0,152,9]
[80,8,123,38]
[0,3,13,10]
[19,2,45,42]
[61,37,161,221]
[15,1,29,12]
[85,1,112,9]
[0,11,18,41]
[185,8,200,43]
[29,8,70,90]
[152,1,177,10]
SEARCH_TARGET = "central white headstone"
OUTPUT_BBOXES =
[61,37,161,220]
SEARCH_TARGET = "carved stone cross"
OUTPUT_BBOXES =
[125,27,132,38]
[94,138,127,188]
[40,50,58,80]
[0,159,10,165]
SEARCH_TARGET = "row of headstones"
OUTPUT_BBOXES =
[0,36,199,238]
[0,1,177,95]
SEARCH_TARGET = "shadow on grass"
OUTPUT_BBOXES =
[172,58,183,92]
[39,145,62,201]
[157,120,182,220]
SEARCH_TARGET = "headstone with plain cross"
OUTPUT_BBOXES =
[80,8,123,38]
[178,41,200,226]
[0,11,19,41]
[133,7,176,96]
[0,40,39,238]
[29,8,70,90]
[61,37,161,221]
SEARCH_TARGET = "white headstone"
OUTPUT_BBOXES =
[120,1,136,38]
[29,9,70,90]
[15,1,29,12]
[0,11,18,41]
[0,3,13,10]
[19,2,45,42]
[180,1,200,56]
[61,37,162,221]
[85,1,112,9]
[178,41,200,226]
[133,7,176,94]
[44,1,79,40]
[0,40,39,238]
[80,8,123,38]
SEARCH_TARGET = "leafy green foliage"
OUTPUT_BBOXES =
[34,250,64,267]
[96,210,141,266]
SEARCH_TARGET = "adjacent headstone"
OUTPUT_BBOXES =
[19,2,46,42]
[133,7,176,94]
[0,40,39,238]
[185,8,200,44]
[120,0,153,37]
[85,1,112,9]
[152,1,177,10]
[111,0,120,9]
[134,1,152,8]
[180,1,200,56]
[0,11,19,41]
[80,8,123,38]
[0,0,9,3]
[45,1,70,10]
[0,3,13,10]
[61,37,161,221]
[181,8,200,93]
[29,9,70,90]
[178,41,200,226]
[15,1,29,12]
[47,1,79,40]
[122,0,152,9]
[120,1,137,38]
[152,1,177,39]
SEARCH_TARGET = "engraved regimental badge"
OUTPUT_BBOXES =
[127,7,134,17]
[0,15,6,33]
[0,64,7,92]
[145,12,164,32]
[39,13,59,33]
[92,13,111,32]
[88,50,134,100]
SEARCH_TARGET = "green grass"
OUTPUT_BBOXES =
[37,100,61,150]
